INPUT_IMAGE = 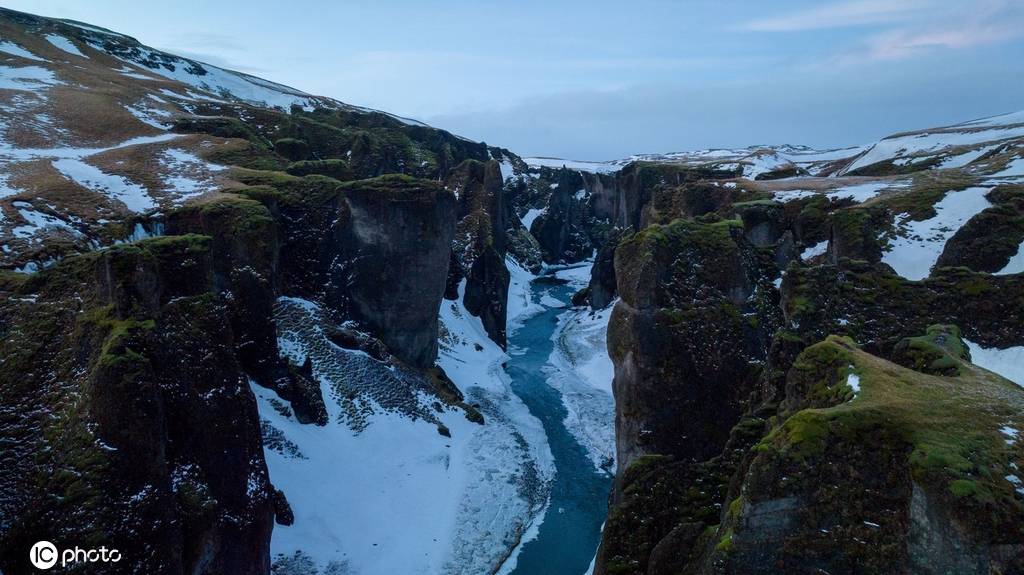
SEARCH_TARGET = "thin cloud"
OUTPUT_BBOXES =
[738,0,928,32]
[843,0,1024,63]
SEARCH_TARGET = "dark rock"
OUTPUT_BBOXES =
[273,489,295,526]
[571,286,591,307]
[588,228,628,310]
[936,185,1024,273]
[0,236,273,575]
[446,159,513,347]
[337,175,457,368]
[608,219,781,480]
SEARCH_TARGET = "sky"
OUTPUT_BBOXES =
[5,0,1024,159]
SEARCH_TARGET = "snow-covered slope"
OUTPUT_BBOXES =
[839,111,1024,175]
[259,294,553,575]
[0,7,453,273]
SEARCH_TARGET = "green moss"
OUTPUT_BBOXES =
[893,325,969,376]
[286,159,353,181]
[715,528,734,553]
[274,138,309,161]
[759,334,1024,530]
[173,116,269,146]
[949,479,979,498]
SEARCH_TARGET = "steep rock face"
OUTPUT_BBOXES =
[232,172,457,369]
[446,160,512,347]
[0,236,273,575]
[587,228,629,309]
[531,168,593,264]
[337,176,456,368]
[607,219,781,479]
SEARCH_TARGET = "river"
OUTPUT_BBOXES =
[505,274,613,575]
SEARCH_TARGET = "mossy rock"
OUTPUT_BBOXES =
[286,159,353,181]
[734,334,1024,573]
[274,138,310,161]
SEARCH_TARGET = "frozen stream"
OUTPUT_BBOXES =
[504,272,614,575]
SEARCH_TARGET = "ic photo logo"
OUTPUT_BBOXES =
[30,540,121,570]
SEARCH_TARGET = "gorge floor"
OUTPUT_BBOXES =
[505,275,613,575]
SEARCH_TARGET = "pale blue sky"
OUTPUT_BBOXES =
[7,0,1024,159]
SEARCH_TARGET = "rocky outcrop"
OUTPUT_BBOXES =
[336,176,456,367]
[531,168,593,264]
[587,228,628,309]
[595,172,1024,574]
[0,236,274,575]
[446,160,512,347]
[936,184,1024,273]
[703,333,1024,574]
[234,172,457,369]
[607,218,781,479]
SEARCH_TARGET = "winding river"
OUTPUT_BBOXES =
[506,276,613,575]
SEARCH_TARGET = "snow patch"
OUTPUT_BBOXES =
[159,148,224,199]
[965,340,1024,387]
[521,208,545,232]
[44,34,87,58]
[0,65,62,91]
[882,187,992,281]
[846,371,861,396]
[801,240,828,260]
[0,41,45,62]
[525,157,618,174]
[995,241,1024,275]
[52,158,155,212]
[545,297,615,471]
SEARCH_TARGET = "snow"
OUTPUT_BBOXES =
[52,158,155,212]
[825,180,904,203]
[843,124,1024,174]
[882,187,992,281]
[521,208,545,231]
[11,202,79,239]
[260,294,553,575]
[965,340,1024,388]
[992,157,1024,179]
[996,241,1024,275]
[772,189,817,202]
[0,132,180,161]
[159,148,225,199]
[524,157,618,174]
[125,101,173,129]
[544,298,615,471]
[507,257,544,332]
[551,262,595,287]
[44,34,87,58]
[1,134,186,214]
[1005,474,1024,495]
[801,240,828,260]
[0,172,22,200]
[498,157,516,182]
[739,151,793,179]
[0,65,62,91]
[0,41,45,62]
[958,110,1024,129]
[1000,426,1019,445]
[938,144,1000,169]
[846,372,861,395]
[86,39,323,111]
